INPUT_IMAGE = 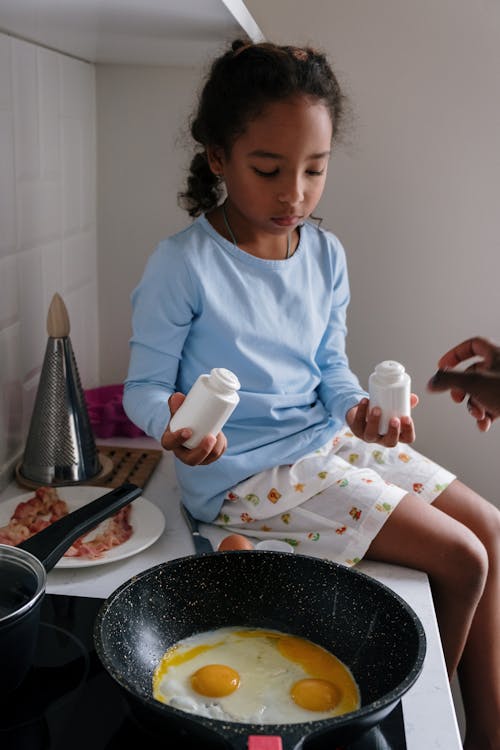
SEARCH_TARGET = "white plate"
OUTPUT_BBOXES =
[0,486,165,569]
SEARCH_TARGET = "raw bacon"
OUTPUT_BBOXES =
[0,487,68,546]
[64,505,133,559]
[0,487,133,559]
[0,519,31,546]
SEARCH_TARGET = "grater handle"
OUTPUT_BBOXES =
[17,483,142,572]
[46,292,70,337]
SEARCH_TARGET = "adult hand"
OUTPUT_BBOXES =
[346,394,419,447]
[161,392,227,465]
[427,336,500,432]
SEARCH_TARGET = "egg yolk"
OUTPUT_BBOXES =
[291,678,341,712]
[190,664,240,697]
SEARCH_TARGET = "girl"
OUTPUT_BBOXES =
[124,40,500,749]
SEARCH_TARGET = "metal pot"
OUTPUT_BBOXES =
[0,482,142,693]
[94,550,426,749]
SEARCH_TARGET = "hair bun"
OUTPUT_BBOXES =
[231,39,247,52]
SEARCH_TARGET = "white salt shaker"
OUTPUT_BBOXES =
[368,360,411,435]
[169,367,240,449]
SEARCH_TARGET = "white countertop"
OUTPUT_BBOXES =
[1,436,462,749]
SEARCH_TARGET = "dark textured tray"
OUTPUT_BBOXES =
[16,445,162,491]
[91,445,162,489]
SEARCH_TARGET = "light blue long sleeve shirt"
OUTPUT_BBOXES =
[123,215,367,521]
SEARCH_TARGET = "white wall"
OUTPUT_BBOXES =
[0,32,98,485]
[245,0,500,507]
[96,0,500,508]
[96,64,200,384]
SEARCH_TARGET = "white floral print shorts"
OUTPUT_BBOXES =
[213,427,456,566]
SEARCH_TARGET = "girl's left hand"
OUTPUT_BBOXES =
[346,394,419,447]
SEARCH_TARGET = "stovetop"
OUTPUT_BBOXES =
[0,594,407,750]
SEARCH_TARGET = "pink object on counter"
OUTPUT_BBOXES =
[84,384,145,438]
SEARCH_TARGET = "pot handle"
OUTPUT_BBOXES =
[17,482,142,571]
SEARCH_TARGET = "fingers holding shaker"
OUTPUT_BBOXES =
[169,368,241,448]
[368,360,411,435]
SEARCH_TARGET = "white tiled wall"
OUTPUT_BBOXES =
[0,32,98,483]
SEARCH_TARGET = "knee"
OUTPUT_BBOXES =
[441,528,488,596]
[482,502,500,555]
[466,500,500,565]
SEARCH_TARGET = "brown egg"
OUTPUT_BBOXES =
[217,534,254,552]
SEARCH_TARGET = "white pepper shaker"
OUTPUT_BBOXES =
[368,360,411,435]
[169,368,240,449]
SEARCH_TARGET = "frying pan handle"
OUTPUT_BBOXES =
[248,737,287,750]
[17,482,142,571]
[225,732,305,750]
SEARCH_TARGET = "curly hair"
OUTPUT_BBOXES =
[178,39,347,218]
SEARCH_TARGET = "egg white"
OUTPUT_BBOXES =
[153,627,359,724]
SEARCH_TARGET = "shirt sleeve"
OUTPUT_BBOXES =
[316,237,368,420]
[123,241,197,442]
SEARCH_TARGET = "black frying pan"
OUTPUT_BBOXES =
[0,482,142,693]
[94,550,426,749]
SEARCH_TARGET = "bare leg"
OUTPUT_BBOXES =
[366,485,487,674]
[433,481,500,750]
[365,482,496,748]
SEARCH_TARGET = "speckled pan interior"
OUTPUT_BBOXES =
[94,551,426,746]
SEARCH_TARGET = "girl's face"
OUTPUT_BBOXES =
[208,95,333,245]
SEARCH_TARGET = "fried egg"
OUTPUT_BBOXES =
[152,627,360,724]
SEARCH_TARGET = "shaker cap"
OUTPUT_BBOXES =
[210,368,241,392]
[373,360,406,384]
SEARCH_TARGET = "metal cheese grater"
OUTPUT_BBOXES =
[18,293,102,486]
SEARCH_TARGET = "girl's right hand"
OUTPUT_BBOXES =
[161,392,227,465]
